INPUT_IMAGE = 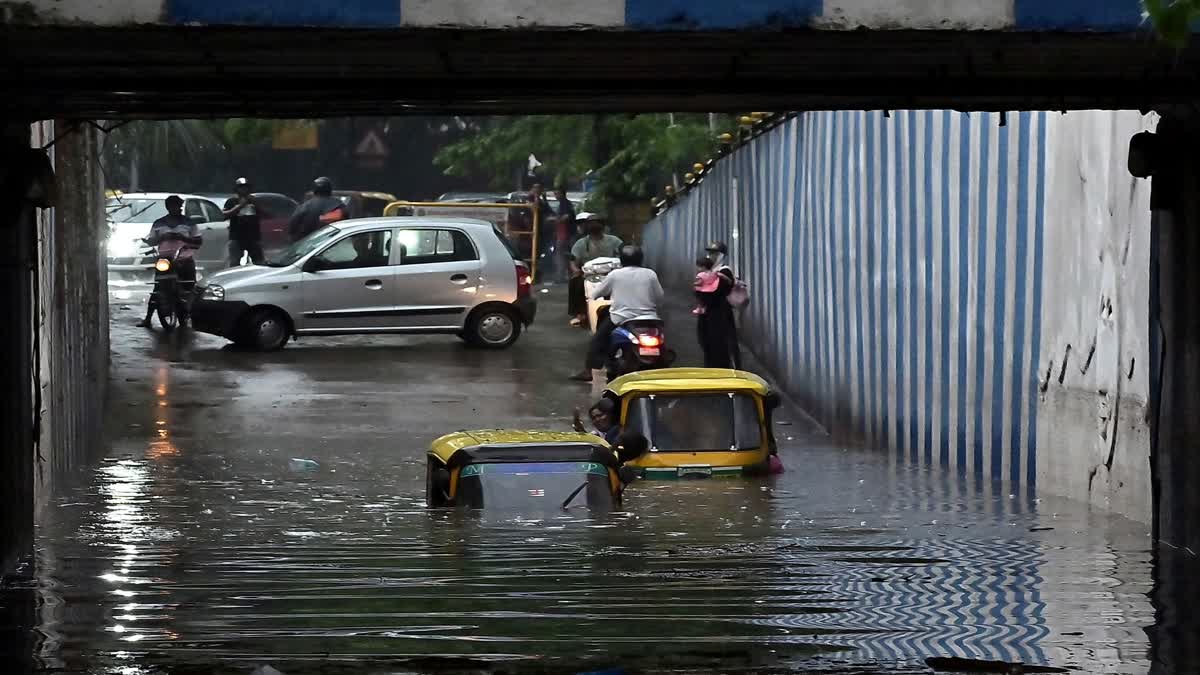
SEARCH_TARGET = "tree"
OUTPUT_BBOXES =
[433,114,730,209]
[1143,0,1200,46]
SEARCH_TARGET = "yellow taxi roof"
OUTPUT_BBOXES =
[604,368,771,397]
[429,429,608,463]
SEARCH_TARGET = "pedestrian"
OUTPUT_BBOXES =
[567,212,623,328]
[529,183,557,280]
[692,256,718,315]
[222,177,265,267]
[696,240,742,369]
[288,176,347,242]
[554,187,576,282]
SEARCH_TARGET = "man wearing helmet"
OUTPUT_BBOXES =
[222,177,264,267]
[570,244,663,383]
[288,176,347,242]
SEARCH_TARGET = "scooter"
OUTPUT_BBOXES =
[142,240,196,332]
[604,315,676,381]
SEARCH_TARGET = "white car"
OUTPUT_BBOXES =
[190,217,537,351]
[105,192,223,279]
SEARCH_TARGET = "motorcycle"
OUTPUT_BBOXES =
[142,237,197,332]
[605,318,676,381]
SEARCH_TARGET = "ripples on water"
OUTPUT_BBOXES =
[2,437,1163,675]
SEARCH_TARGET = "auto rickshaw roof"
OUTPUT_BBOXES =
[604,368,772,398]
[429,430,614,465]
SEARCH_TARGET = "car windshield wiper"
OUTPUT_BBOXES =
[560,481,590,510]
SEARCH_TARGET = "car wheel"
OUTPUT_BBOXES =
[245,308,290,351]
[467,308,520,349]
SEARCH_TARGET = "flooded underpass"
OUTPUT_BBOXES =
[0,289,1178,674]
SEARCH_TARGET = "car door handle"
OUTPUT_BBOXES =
[450,274,469,284]
[364,279,383,290]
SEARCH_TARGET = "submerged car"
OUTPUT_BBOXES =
[426,430,623,511]
[190,217,536,351]
[604,368,781,479]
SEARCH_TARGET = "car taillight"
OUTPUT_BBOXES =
[515,263,532,298]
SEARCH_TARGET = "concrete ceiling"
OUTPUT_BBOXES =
[2,27,1197,118]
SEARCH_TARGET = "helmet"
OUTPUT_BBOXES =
[705,240,728,255]
[234,176,250,188]
[312,176,333,196]
[575,211,603,222]
[618,245,643,268]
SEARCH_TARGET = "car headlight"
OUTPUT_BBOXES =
[201,284,225,300]
[107,236,142,258]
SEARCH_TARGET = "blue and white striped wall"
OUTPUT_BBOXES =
[23,0,1150,30]
[644,109,1154,501]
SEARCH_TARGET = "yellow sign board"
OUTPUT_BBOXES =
[272,122,319,150]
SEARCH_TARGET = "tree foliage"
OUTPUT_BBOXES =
[434,114,729,209]
[1143,0,1200,46]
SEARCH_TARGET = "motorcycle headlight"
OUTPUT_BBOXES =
[201,284,225,300]
[154,259,172,273]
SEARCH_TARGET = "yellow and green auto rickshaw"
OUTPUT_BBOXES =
[426,430,625,511]
[603,368,781,479]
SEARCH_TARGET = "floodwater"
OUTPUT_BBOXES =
[0,288,1190,674]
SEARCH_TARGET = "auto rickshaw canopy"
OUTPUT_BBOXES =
[429,430,616,468]
[605,368,772,399]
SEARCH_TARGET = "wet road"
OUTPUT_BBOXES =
[1,286,1186,674]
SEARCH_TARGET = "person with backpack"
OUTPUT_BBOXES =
[696,240,744,369]
[288,176,347,242]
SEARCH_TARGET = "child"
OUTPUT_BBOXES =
[692,256,720,315]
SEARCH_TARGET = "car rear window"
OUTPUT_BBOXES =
[493,227,524,261]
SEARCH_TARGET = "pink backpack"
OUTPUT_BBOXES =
[718,265,750,307]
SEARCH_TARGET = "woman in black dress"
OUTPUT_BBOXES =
[696,241,742,369]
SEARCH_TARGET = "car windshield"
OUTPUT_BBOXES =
[106,198,167,223]
[624,393,762,452]
[455,462,613,511]
[265,226,340,267]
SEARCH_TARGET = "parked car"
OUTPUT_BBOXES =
[106,193,223,280]
[191,217,537,351]
[194,192,299,265]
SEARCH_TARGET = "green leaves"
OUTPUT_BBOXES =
[433,114,728,205]
[1143,0,1200,46]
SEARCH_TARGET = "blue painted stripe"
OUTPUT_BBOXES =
[168,0,401,26]
[625,0,822,29]
[1027,113,1047,490]
[973,114,991,483]
[991,118,1010,483]
[956,113,971,471]
[939,110,953,468]
[1010,113,1032,486]
[1012,0,1145,31]
[922,110,935,465]
[879,114,891,450]
[894,113,906,457]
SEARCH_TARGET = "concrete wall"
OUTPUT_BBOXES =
[4,0,1149,30]
[642,109,1154,520]
[29,121,109,502]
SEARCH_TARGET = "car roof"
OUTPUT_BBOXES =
[106,192,218,202]
[429,430,612,464]
[331,216,500,234]
[605,367,771,397]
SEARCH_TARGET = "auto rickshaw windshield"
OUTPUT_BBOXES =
[625,393,762,452]
[455,462,615,511]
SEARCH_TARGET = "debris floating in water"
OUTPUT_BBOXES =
[288,458,319,471]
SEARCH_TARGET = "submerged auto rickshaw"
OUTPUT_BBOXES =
[426,430,625,510]
[603,368,781,479]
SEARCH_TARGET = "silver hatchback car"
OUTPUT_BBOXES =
[190,218,536,350]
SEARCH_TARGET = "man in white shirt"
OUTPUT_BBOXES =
[570,245,663,382]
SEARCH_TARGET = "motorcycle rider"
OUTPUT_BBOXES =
[137,195,201,328]
[288,176,347,242]
[222,177,265,267]
[570,245,663,383]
